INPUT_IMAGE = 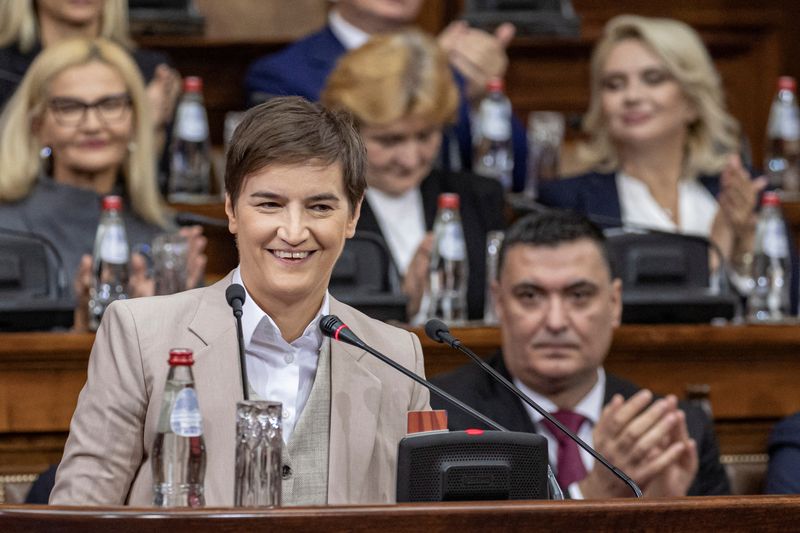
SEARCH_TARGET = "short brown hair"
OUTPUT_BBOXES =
[225,96,366,214]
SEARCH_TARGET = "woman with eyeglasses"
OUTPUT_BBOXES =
[0,37,206,331]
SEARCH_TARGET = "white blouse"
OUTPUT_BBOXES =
[365,187,427,276]
[616,172,718,237]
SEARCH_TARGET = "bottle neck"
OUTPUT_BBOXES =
[437,207,460,223]
[777,89,797,104]
[167,364,196,384]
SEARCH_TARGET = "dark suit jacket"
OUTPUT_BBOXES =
[430,352,731,496]
[244,25,528,190]
[537,171,721,228]
[356,169,505,321]
[766,412,800,494]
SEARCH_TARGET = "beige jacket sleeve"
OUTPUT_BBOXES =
[50,301,149,505]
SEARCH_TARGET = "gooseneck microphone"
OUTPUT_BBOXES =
[319,315,564,500]
[319,315,506,432]
[225,283,249,401]
[321,314,565,500]
[425,318,643,498]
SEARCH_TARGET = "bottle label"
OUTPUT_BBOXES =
[176,101,209,142]
[479,100,512,142]
[768,104,800,140]
[100,225,129,264]
[438,223,467,260]
[170,388,203,437]
[763,219,789,258]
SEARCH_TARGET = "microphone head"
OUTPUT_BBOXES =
[319,314,366,349]
[424,318,450,343]
[319,314,344,338]
[225,283,246,308]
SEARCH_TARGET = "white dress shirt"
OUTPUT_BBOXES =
[329,9,370,50]
[365,187,427,276]
[514,368,607,499]
[616,172,719,237]
[232,268,329,442]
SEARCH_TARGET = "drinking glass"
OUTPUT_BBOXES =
[152,232,189,295]
[234,400,282,507]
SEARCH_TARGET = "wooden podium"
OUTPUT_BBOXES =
[1,496,799,532]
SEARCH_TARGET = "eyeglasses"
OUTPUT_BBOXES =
[47,93,132,127]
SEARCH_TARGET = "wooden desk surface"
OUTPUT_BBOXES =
[2,496,800,532]
[0,323,797,465]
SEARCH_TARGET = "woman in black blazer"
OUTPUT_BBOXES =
[322,30,505,321]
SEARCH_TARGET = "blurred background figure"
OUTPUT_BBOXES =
[245,0,528,190]
[322,30,505,321]
[0,37,205,331]
[538,15,764,268]
[765,412,800,494]
[0,0,181,151]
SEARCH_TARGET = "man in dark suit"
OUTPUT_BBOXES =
[431,210,729,497]
[244,0,529,190]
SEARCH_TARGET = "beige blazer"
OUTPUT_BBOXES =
[50,273,430,506]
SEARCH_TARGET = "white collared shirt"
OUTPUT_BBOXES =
[514,368,607,499]
[329,8,370,50]
[365,187,427,276]
[232,267,329,442]
[616,172,718,237]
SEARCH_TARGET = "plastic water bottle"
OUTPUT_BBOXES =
[473,78,514,191]
[168,76,211,202]
[764,76,800,192]
[426,193,469,324]
[88,195,129,331]
[152,348,206,507]
[748,192,791,322]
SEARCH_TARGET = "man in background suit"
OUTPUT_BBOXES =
[50,97,430,507]
[244,0,529,189]
[431,209,729,498]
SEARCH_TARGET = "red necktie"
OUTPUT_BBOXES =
[539,410,588,489]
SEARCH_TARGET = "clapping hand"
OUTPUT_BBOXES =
[438,21,516,105]
[578,390,698,498]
